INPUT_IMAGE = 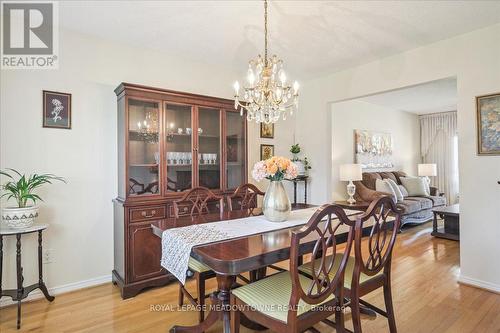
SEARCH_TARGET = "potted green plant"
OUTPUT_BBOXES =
[290,144,312,176]
[290,143,301,161]
[1,169,65,229]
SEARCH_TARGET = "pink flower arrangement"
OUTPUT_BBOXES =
[252,156,298,182]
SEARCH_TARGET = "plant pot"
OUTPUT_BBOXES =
[2,206,39,229]
[263,181,291,222]
[295,161,306,176]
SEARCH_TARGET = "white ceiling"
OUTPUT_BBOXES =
[59,1,500,79]
[358,77,457,115]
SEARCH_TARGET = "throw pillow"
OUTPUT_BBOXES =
[400,177,428,196]
[375,178,397,203]
[385,178,404,202]
[398,185,409,197]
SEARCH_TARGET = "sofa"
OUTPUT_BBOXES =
[354,171,446,227]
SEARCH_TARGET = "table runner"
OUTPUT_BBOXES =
[161,207,360,284]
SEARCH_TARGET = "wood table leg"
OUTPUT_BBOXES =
[293,181,297,206]
[170,275,236,333]
[170,293,220,333]
[216,275,235,333]
[38,231,54,302]
[432,212,438,235]
[16,234,23,330]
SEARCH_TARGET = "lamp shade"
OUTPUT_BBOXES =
[339,164,363,181]
[418,163,437,177]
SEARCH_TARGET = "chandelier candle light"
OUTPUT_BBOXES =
[233,0,299,124]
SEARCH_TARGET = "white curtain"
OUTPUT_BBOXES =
[420,111,459,204]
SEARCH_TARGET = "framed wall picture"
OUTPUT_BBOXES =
[354,129,394,169]
[476,92,500,155]
[43,90,72,129]
[260,123,274,138]
[260,144,274,160]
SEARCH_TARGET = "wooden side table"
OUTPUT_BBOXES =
[0,224,55,329]
[334,200,370,211]
[286,175,308,205]
[432,204,460,241]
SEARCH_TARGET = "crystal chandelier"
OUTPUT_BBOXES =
[233,0,299,124]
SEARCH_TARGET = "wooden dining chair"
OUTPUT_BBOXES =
[299,196,402,333]
[226,183,265,213]
[230,204,355,333]
[173,186,224,219]
[348,196,402,333]
[173,187,224,323]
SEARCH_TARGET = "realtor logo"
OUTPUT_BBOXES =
[1,1,58,69]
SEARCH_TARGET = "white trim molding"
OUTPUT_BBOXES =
[458,274,500,294]
[0,275,111,307]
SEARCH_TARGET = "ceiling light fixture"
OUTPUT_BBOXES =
[233,0,299,124]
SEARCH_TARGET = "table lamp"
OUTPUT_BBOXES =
[418,163,437,186]
[339,164,363,204]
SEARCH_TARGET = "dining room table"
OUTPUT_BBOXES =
[151,206,379,333]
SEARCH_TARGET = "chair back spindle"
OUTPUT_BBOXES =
[354,196,402,277]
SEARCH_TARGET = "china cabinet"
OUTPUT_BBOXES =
[113,83,247,298]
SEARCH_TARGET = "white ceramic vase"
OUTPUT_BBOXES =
[1,206,39,229]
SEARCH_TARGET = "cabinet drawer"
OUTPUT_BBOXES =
[168,204,191,217]
[130,206,166,222]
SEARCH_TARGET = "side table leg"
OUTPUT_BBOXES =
[432,212,438,235]
[304,179,308,205]
[38,231,54,302]
[293,181,297,205]
[16,234,23,329]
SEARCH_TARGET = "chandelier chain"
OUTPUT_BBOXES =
[264,0,268,65]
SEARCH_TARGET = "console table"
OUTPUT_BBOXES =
[0,224,55,329]
[432,204,460,241]
[287,175,308,205]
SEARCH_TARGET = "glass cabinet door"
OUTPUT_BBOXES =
[198,107,221,189]
[225,111,246,189]
[128,99,160,197]
[165,104,193,192]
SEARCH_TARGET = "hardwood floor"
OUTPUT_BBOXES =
[1,222,500,333]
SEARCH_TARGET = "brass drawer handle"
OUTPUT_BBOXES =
[141,210,156,218]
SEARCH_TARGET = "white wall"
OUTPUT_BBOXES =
[297,23,500,291]
[247,119,297,199]
[0,28,294,297]
[331,100,420,200]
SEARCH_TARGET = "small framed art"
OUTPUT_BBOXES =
[476,92,500,155]
[260,144,274,160]
[260,123,274,138]
[43,90,72,129]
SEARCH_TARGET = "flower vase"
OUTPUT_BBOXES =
[263,181,291,222]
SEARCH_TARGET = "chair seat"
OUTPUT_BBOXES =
[188,257,212,273]
[231,271,334,323]
[298,255,382,289]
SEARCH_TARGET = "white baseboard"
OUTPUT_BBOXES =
[0,274,112,307]
[458,274,500,294]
